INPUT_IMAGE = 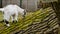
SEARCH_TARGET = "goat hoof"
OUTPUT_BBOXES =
[12,20,18,23]
[6,24,10,27]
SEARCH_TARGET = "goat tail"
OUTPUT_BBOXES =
[0,8,4,12]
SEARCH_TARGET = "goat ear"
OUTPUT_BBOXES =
[24,9,26,16]
[22,9,26,19]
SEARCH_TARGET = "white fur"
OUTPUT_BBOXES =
[0,5,25,22]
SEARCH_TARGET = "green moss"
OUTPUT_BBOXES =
[0,7,57,34]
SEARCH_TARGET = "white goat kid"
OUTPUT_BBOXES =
[0,5,26,27]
